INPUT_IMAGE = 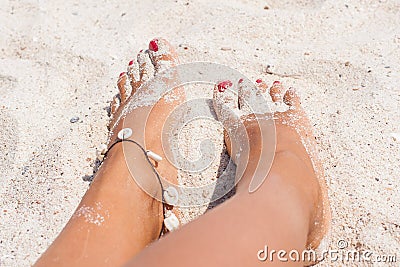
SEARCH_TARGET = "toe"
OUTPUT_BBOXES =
[213,80,240,125]
[238,79,270,115]
[269,81,285,102]
[238,79,254,113]
[110,94,120,115]
[148,38,179,73]
[283,87,301,107]
[255,79,268,95]
[137,49,154,83]
[127,58,141,94]
[214,80,238,109]
[117,72,132,103]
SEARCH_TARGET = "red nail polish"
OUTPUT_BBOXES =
[139,49,143,53]
[217,80,233,92]
[256,79,262,83]
[238,78,244,83]
[149,39,159,52]
[119,72,126,77]
[128,60,134,66]
[273,81,280,85]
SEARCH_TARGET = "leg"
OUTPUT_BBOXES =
[34,38,183,267]
[125,80,330,266]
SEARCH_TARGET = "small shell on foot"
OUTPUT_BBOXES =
[99,144,108,155]
[164,211,180,232]
[163,186,179,206]
[146,150,163,162]
[117,128,133,140]
[96,144,108,161]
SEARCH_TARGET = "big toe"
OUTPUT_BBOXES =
[148,38,179,73]
[213,80,241,127]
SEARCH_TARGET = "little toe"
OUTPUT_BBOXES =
[269,81,285,102]
[117,72,132,103]
[148,38,179,73]
[110,95,120,115]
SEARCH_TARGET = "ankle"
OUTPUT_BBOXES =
[96,143,163,223]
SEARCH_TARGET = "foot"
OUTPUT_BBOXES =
[34,38,184,267]
[213,79,331,254]
[106,38,184,233]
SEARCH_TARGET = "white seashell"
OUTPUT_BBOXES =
[163,186,179,205]
[117,128,133,140]
[99,144,108,155]
[146,150,163,162]
[164,213,180,231]
[96,144,108,161]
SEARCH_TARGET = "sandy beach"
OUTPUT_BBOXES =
[1,0,399,266]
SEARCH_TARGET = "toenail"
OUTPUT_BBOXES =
[146,150,163,162]
[164,186,179,205]
[128,60,134,66]
[238,78,244,83]
[117,128,133,140]
[273,81,280,85]
[217,80,233,92]
[256,79,262,83]
[139,49,143,53]
[119,72,126,78]
[149,39,159,52]
[164,211,180,231]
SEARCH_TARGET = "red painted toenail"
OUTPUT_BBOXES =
[119,72,126,77]
[149,39,159,52]
[128,60,134,66]
[139,49,143,53]
[273,81,280,85]
[256,79,262,83]
[238,78,244,83]
[217,80,233,92]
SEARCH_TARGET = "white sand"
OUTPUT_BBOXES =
[1,0,399,266]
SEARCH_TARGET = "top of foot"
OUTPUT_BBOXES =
[105,38,185,233]
[213,78,331,253]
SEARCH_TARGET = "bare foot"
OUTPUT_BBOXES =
[213,79,331,256]
[270,81,331,254]
[101,38,186,238]
[34,38,184,267]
